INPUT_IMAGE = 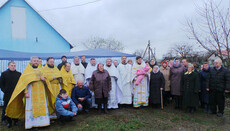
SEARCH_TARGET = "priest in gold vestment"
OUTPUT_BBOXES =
[5,56,55,129]
[42,57,63,119]
[60,63,76,97]
[42,57,62,102]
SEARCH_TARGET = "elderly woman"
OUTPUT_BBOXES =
[89,63,111,114]
[170,58,185,109]
[159,60,171,106]
[149,65,165,108]
[182,63,200,113]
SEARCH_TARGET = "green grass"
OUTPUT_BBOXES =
[1,101,230,131]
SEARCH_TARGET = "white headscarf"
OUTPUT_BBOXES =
[153,65,159,74]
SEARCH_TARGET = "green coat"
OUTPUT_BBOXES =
[182,71,200,107]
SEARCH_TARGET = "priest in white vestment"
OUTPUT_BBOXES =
[117,56,132,105]
[104,59,123,109]
[71,56,85,83]
[84,58,97,108]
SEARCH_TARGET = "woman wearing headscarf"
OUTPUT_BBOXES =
[159,60,171,106]
[89,63,111,114]
[182,63,200,113]
[170,58,185,109]
[149,59,157,69]
[149,65,165,108]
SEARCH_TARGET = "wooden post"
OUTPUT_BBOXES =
[161,90,163,110]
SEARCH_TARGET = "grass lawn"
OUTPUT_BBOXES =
[1,100,230,131]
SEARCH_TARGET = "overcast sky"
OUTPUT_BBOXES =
[1,0,229,59]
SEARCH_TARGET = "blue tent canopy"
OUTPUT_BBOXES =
[0,48,136,106]
[0,48,136,60]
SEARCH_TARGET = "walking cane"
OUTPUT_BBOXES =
[161,89,163,110]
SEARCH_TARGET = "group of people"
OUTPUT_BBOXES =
[0,55,230,129]
[167,58,230,117]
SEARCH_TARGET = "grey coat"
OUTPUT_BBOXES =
[170,64,185,96]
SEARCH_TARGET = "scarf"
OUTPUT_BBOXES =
[97,63,104,72]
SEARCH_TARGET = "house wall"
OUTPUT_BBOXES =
[0,0,71,53]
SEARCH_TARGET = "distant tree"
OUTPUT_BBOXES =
[133,49,144,57]
[162,42,209,64]
[186,0,230,67]
[132,49,150,60]
[172,43,194,58]
[162,49,176,60]
[82,37,124,51]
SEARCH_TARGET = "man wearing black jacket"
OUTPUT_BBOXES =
[0,61,21,127]
[57,56,67,70]
[207,58,230,117]
[81,56,88,69]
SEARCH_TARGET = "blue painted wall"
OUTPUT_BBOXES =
[0,0,71,53]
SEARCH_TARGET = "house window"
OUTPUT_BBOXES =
[11,6,26,39]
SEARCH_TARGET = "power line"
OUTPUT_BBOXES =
[39,0,103,12]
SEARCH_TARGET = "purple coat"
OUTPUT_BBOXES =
[89,70,111,98]
[170,64,185,96]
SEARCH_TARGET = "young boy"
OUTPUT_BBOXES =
[56,89,78,125]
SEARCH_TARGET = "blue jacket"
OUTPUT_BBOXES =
[71,86,91,105]
[200,68,210,103]
[56,95,78,117]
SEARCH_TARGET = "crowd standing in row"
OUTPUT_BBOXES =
[0,55,230,129]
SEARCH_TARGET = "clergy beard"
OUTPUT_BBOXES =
[92,64,96,66]
[137,62,141,65]
[48,64,54,68]
[106,64,111,67]
[32,65,38,68]
[122,61,127,65]
[75,63,79,66]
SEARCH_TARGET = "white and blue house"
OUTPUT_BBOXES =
[0,0,73,53]
[0,0,74,106]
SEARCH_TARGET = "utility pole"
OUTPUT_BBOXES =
[142,40,156,61]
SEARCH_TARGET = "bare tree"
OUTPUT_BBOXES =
[186,0,230,67]
[82,37,124,51]
[172,43,194,58]
[162,49,176,59]
[133,49,149,60]
[163,44,209,64]
[133,49,144,56]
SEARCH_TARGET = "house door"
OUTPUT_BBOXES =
[11,6,26,39]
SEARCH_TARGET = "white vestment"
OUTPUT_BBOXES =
[25,84,50,129]
[84,63,97,108]
[117,63,132,104]
[71,62,85,83]
[104,64,123,109]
